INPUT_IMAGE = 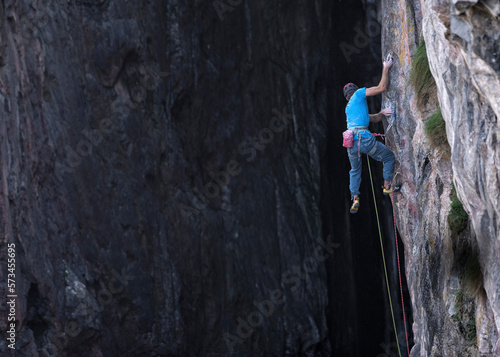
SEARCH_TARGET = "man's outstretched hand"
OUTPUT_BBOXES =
[367,54,393,97]
[369,107,393,123]
[381,107,393,117]
[383,54,393,70]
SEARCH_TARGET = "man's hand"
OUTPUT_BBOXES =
[383,54,393,70]
[380,107,392,117]
[367,55,393,97]
[370,108,392,123]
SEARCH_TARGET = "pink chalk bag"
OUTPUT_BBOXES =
[342,130,354,148]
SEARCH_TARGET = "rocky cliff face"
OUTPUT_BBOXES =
[0,0,498,356]
[382,0,500,356]
[0,0,402,356]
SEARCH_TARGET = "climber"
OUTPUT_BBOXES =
[343,54,398,214]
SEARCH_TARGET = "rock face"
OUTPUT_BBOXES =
[0,0,498,356]
[0,0,407,356]
[381,0,500,355]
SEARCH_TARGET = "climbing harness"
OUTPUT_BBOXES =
[344,127,383,159]
[372,132,386,140]
[367,156,411,357]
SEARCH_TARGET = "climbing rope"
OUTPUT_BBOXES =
[367,156,411,357]
[367,156,402,357]
[391,193,411,357]
[383,120,410,355]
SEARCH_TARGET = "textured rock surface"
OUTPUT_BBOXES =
[381,0,500,355]
[0,0,406,356]
[424,1,500,354]
[1,0,498,355]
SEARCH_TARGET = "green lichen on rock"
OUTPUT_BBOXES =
[452,283,480,348]
[425,107,449,148]
[451,236,483,349]
[448,185,468,235]
[466,318,477,343]
[409,39,437,110]
[452,287,478,347]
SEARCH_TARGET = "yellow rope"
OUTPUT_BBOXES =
[367,156,402,357]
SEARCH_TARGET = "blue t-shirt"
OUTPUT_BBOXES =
[345,88,369,129]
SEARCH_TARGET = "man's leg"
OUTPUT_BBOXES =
[369,141,395,190]
[348,149,362,200]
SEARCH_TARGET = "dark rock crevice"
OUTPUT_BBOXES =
[322,1,413,355]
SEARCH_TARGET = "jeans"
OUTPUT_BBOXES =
[347,130,395,197]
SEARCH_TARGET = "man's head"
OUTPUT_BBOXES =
[343,83,358,101]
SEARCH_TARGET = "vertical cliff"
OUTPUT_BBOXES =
[381,0,500,355]
[0,0,405,356]
[1,0,498,356]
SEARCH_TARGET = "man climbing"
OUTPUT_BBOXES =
[343,55,397,214]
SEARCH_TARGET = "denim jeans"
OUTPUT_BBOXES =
[347,130,395,197]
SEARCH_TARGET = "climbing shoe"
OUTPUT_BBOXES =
[383,184,401,196]
[350,198,360,214]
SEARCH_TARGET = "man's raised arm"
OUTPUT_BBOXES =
[366,55,393,97]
